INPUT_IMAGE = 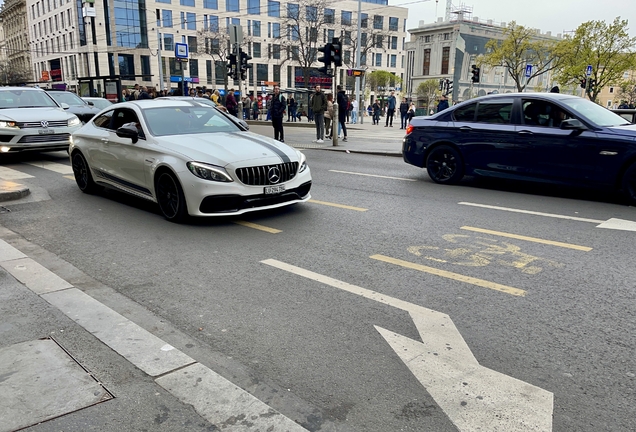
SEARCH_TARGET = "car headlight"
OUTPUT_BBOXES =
[68,116,81,127]
[0,121,17,128]
[297,151,308,173]
[187,161,233,182]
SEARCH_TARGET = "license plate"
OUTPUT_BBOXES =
[38,129,54,134]
[264,185,285,194]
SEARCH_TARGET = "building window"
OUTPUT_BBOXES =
[289,24,299,41]
[291,46,299,60]
[441,46,450,75]
[328,29,335,41]
[226,0,238,12]
[444,32,450,40]
[287,2,298,19]
[374,35,382,48]
[324,8,334,24]
[391,36,397,50]
[190,58,198,77]
[162,10,172,27]
[214,61,224,84]
[341,10,352,26]
[140,55,151,81]
[272,22,280,38]
[306,5,317,21]
[114,0,148,48]
[180,0,194,6]
[423,49,430,75]
[206,60,212,82]
[208,15,218,31]
[268,1,280,17]
[373,15,383,30]
[424,35,431,43]
[247,0,260,15]
[273,64,280,83]
[118,54,135,79]
[187,35,197,52]
[609,87,614,93]
[272,44,281,59]
[252,20,261,37]
[257,64,268,81]
[203,0,218,9]
[389,17,398,31]
[344,50,350,65]
[344,31,351,46]
[253,42,261,58]
[186,12,196,30]
[375,53,382,67]
[163,33,174,51]
[360,13,368,28]
[360,53,366,66]
[390,54,396,68]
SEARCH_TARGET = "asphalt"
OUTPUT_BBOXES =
[0,114,405,203]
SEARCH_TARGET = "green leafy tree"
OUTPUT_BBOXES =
[616,78,636,106]
[480,21,566,92]
[416,79,439,111]
[556,17,636,102]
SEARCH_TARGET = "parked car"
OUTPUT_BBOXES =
[45,90,101,123]
[0,87,81,153]
[402,93,636,203]
[70,100,311,222]
[82,97,114,110]
[611,109,636,124]
[154,96,249,130]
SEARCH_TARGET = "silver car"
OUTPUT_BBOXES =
[0,87,82,153]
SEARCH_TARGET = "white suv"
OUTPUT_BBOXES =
[0,87,82,153]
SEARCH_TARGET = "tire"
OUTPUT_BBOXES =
[621,162,636,205]
[155,171,188,222]
[71,152,99,194]
[426,145,465,185]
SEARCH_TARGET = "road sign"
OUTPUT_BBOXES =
[229,25,243,46]
[586,65,593,77]
[175,43,188,60]
[525,64,532,78]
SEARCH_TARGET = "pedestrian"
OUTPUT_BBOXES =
[310,85,327,143]
[242,97,250,119]
[137,86,151,100]
[287,96,295,122]
[437,94,449,113]
[211,89,220,104]
[270,85,286,142]
[351,98,359,124]
[399,97,409,129]
[372,100,381,125]
[367,104,372,117]
[252,98,260,120]
[385,91,396,127]
[336,85,348,142]
[407,102,416,124]
[325,93,334,139]
[266,96,272,121]
[296,103,304,121]
[346,99,351,124]
[226,88,238,117]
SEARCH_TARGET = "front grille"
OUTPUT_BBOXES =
[18,133,70,143]
[235,162,298,186]
[16,120,68,128]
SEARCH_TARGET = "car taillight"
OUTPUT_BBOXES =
[405,124,414,135]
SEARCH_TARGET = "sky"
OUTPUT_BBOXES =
[390,0,636,38]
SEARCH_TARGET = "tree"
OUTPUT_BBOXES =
[480,21,566,92]
[366,70,401,105]
[556,17,636,102]
[416,79,439,111]
[0,62,32,85]
[617,79,636,106]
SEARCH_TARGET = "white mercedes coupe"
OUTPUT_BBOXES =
[70,100,311,222]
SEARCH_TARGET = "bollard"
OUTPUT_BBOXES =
[332,102,339,146]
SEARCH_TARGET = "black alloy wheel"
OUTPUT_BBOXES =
[156,171,188,222]
[71,152,98,193]
[621,163,636,205]
[426,145,464,184]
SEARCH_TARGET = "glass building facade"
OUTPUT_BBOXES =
[114,0,148,48]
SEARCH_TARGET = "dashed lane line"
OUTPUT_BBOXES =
[460,226,593,251]
[234,221,282,233]
[458,202,604,223]
[309,199,368,211]
[329,170,417,181]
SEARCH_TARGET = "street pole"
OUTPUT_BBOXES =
[157,25,164,91]
[355,0,363,124]
[236,42,243,119]
[332,67,338,146]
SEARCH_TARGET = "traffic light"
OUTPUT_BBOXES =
[317,43,333,76]
[240,50,252,72]
[439,79,444,91]
[580,78,587,89]
[471,65,480,83]
[331,37,342,67]
[588,78,596,89]
[227,53,237,79]
[444,79,453,95]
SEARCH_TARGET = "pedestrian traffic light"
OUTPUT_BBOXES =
[471,65,480,83]
[331,38,342,67]
[240,50,252,72]
[227,53,237,79]
[317,43,333,76]
[580,78,587,89]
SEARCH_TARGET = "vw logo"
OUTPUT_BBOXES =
[40,120,49,128]
[268,166,281,184]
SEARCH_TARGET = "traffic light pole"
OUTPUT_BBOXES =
[236,43,243,120]
[354,0,363,125]
[332,67,338,147]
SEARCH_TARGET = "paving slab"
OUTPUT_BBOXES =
[1,257,73,295]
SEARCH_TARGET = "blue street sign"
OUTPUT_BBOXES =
[586,65,593,77]
[525,64,532,78]
[175,43,189,60]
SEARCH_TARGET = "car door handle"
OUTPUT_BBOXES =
[459,126,472,132]
[518,130,533,136]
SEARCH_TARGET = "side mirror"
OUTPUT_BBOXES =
[560,119,587,131]
[116,124,139,144]
[60,103,70,110]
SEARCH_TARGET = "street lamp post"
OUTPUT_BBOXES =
[354,0,363,124]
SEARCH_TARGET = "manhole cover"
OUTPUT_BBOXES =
[0,338,113,432]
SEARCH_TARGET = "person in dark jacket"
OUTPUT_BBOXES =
[437,95,449,112]
[385,91,397,127]
[225,89,238,117]
[336,85,348,142]
[399,97,409,129]
[372,101,381,125]
[270,85,287,142]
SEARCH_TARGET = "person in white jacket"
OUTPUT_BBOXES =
[351,98,359,124]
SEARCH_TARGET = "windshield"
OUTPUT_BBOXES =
[143,106,240,136]
[193,98,217,107]
[560,97,630,127]
[0,90,59,108]
[48,92,87,107]
[85,98,112,109]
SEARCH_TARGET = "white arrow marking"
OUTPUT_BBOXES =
[595,218,636,231]
[261,259,554,431]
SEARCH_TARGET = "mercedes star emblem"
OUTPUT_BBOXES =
[268,166,281,184]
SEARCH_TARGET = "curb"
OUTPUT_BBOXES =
[0,182,30,202]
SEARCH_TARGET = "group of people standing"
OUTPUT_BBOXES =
[368,90,416,129]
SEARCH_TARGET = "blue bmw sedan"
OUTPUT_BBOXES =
[403,93,636,204]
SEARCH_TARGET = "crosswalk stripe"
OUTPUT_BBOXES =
[0,166,34,180]
[25,161,73,175]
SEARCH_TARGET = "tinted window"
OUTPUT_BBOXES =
[93,111,113,128]
[523,100,572,128]
[560,97,630,127]
[143,106,239,136]
[475,99,514,124]
[453,103,477,122]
